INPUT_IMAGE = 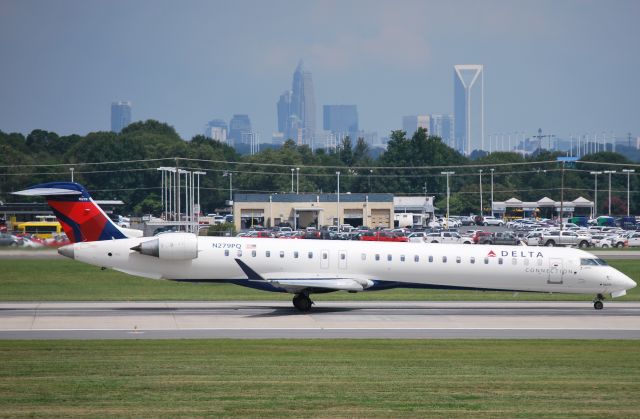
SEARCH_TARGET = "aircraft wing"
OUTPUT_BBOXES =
[234,259,373,293]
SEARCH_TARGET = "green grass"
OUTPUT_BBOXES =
[0,258,638,302]
[0,340,639,417]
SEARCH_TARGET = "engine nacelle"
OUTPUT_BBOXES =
[131,233,199,260]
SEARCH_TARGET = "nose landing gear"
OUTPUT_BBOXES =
[593,294,605,310]
[293,293,313,311]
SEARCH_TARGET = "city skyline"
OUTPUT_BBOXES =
[1,1,639,145]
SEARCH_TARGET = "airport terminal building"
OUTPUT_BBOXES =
[232,193,394,230]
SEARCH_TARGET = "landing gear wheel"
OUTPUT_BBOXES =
[292,294,313,311]
[593,293,605,310]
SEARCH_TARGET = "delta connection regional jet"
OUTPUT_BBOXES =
[14,182,636,311]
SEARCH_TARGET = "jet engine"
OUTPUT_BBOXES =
[130,233,199,260]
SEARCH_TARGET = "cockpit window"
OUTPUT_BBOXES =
[581,258,608,266]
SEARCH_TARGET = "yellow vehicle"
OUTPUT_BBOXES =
[16,221,62,239]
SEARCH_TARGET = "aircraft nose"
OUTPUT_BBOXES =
[58,244,75,260]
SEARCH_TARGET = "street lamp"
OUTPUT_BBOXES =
[590,171,602,218]
[290,168,294,193]
[479,169,483,216]
[336,171,341,227]
[296,167,300,194]
[441,171,455,229]
[193,171,206,224]
[368,169,373,193]
[622,169,635,216]
[490,168,495,217]
[223,171,233,204]
[604,170,616,215]
[69,167,74,182]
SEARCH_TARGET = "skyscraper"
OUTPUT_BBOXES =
[430,114,454,147]
[228,114,252,146]
[402,115,430,137]
[276,62,317,145]
[323,105,358,137]
[204,119,228,144]
[110,101,131,133]
[454,64,484,155]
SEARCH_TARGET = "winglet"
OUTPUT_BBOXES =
[234,259,265,281]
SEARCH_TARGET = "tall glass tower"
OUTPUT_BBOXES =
[453,65,484,155]
[289,60,316,145]
[110,101,132,133]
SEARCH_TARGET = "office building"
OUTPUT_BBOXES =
[323,105,358,138]
[454,64,484,155]
[110,101,132,133]
[430,114,454,147]
[402,115,430,137]
[204,119,228,143]
[276,61,317,145]
[228,114,252,146]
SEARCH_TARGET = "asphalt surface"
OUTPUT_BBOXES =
[1,301,639,340]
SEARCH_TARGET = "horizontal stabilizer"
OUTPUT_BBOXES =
[13,187,82,196]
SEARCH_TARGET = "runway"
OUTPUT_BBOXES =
[2,301,640,339]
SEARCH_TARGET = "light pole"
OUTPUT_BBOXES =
[336,171,341,227]
[622,169,635,216]
[490,168,494,217]
[223,171,233,204]
[290,168,294,193]
[368,169,373,193]
[193,171,206,225]
[590,171,602,219]
[604,170,616,215]
[441,171,454,229]
[479,169,483,216]
[69,167,74,182]
[296,167,300,194]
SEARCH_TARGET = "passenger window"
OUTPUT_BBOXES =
[428,256,433,263]
[308,252,313,259]
[414,255,419,262]
[400,255,405,262]
[280,251,285,258]
[375,254,380,261]
[442,256,447,263]
[470,257,475,264]
[456,256,461,263]
[361,253,366,261]
[512,258,517,265]
[322,253,328,260]
[294,251,299,259]
[224,249,229,256]
[387,254,392,262]
[524,259,529,266]
[252,250,257,257]
[340,253,346,260]
[237,250,242,257]
[266,251,271,257]
[498,258,503,265]
[484,257,489,264]
[537,258,543,266]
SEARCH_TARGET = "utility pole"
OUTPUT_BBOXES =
[336,171,341,227]
[622,169,635,216]
[479,169,483,216]
[441,171,455,229]
[490,168,495,217]
[590,171,602,219]
[604,170,616,215]
[296,167,300,194]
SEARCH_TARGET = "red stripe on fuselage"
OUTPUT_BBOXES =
[48,200,108,242]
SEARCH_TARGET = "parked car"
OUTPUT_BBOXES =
[540,230,591,248]
[625,232,640,247]
[491,232,519,246]
[480,216,504,226]
[425,232,472,244]
[359,231,408,242]
[472,231,494,244]
[524,232,544,246]
[0,233,22,247]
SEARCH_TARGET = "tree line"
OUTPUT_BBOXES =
[1,120,637,216]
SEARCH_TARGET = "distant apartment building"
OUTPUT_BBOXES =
[228,114,252,146]
[110,101,132,133]
[323,105,358,138]
[204,119,228,143]
[454,64,484,155]
[402,115,430,137]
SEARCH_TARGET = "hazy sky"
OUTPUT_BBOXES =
[1,0,638,142]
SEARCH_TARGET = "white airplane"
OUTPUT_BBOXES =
[14,182,637,311]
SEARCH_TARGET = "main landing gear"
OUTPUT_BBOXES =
[292,293,313,311]
[593,294,605,310]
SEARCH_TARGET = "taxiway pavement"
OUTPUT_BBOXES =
[1,301,639,340]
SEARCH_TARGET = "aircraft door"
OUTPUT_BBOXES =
[320,249,329,269]
[547,258,564,284]
[338,250,347,270]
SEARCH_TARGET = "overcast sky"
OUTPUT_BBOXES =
[1,0,638,142]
